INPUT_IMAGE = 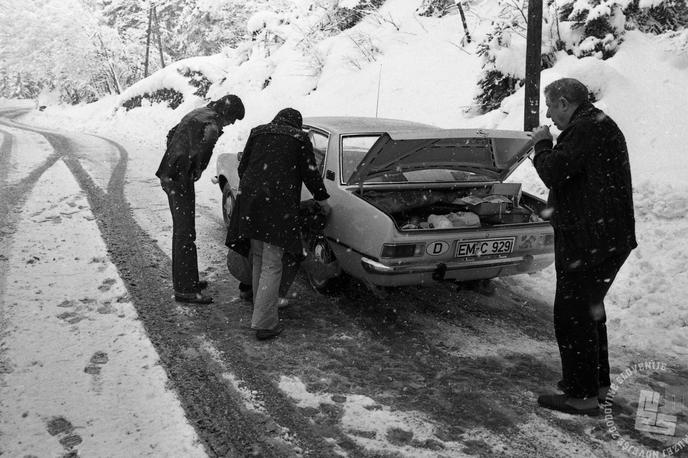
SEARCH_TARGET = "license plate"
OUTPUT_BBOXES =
[455,237,515,258]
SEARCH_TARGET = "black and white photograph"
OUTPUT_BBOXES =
[1,0,687,456]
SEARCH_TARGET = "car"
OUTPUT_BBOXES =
[214,117,554,294]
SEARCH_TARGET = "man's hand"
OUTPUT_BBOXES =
[529,125,553,144]
[316,199,332,216]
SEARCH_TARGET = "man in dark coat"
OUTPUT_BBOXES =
[530,78,637,415]
[156,94,245,304]
[227,108,330,340]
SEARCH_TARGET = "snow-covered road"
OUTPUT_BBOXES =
[2,105,687,458]
[0,113,207,456]
[0,158,205,457]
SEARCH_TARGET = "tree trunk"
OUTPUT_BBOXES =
[153,6,165,68]
[524,0,543,131]
[144,6,153,77]
[456,2,471,44]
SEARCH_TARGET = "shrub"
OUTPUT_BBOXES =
[559,0,628,59]
[416,0,456,17]
[474,69,521,113]
[121,88,184,111]
[624,0,688,34]
[180,69,212,99]
[332,0,386,30]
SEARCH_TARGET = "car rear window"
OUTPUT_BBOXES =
[341,135,380,182]
[341,135,493,184]
[365,169,493,183]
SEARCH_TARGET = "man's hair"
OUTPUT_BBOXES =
[272,108,302,129]
[544,78,589,105]
[209,94,245,121]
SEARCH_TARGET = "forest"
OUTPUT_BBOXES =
[1,0,686,111]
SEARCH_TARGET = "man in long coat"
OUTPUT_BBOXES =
[227,108,330,340]
[530,78,637,415]
[156,94,245,304]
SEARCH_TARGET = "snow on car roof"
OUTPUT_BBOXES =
[303,116,437,135]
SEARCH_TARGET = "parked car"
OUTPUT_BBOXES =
[214,117,554,294]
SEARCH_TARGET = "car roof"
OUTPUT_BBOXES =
[303,116,438,135]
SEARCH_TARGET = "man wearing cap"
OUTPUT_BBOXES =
[157,94,245,304]
[530,78,636,415]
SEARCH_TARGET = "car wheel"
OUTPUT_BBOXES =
[305,236,344,294]
[221,182,235,228]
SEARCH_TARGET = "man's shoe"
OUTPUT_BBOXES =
[256,324,283,341]
[537,394,600,417]
[557,379,609,402]
[175,291,213,304]
[197,280,209,290]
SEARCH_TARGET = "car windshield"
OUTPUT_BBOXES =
[341,135,494,183]
[363,168,494,183]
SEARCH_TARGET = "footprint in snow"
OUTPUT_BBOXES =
[84,351,108,395]
[46,416,83,453]
[56,311,84,324]
[84,351,109,375]
[97,278,116,292]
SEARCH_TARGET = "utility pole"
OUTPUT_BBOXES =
[144,6,153,77]
[523,0,543,131]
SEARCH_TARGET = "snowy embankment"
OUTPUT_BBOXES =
[20,0,688,366]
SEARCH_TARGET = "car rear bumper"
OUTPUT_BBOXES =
[359,253,554,287]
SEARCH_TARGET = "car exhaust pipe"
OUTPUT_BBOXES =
[517,254,534,272]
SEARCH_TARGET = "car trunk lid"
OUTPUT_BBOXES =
[346,128,534,185]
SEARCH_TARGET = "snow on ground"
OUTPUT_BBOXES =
[0,160,205,456]
[279,375,471,457]
[278,375,602,457]
[4,0,688,455]
[0,125,53,186]
[20,11,688,361]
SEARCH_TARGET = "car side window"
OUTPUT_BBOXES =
[341,135,380,183]
[307,130,329,175]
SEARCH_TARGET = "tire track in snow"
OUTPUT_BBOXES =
[0,113,348,457]
[0,123,64,235]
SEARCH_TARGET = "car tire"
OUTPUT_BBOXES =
[306,236,344,294]
[221,182,235,228]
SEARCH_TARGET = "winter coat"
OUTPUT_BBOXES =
[155,106,223,187]
[533,101,637,272]
[226,108,330,256]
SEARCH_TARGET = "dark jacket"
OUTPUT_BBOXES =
[226,108,329,255]
[156,106,223,186]
[533,102,637,271]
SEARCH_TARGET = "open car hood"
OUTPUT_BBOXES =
[346,128,534,185]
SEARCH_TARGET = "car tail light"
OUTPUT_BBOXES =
[517,233,555,250]
[380,243,424,258]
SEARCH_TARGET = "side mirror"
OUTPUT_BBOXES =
[237,151,243,162]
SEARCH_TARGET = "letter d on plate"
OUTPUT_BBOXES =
[426,241,449,256]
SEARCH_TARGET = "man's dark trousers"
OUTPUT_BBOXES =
[163,182,199,294]
[554,251,629,399]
